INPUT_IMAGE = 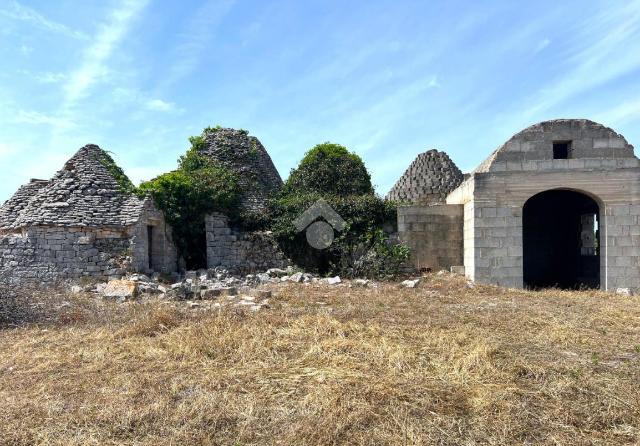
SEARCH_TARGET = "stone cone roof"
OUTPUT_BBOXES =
[198,128,283,212]
[386,149,463,205]
[0,144,147,230]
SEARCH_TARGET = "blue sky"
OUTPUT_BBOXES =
[2,0,640,202]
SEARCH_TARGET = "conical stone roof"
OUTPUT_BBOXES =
[197,128,283,212]
[0,144,147,229]
[386,149,463,205]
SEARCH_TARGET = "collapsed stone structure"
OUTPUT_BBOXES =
[396,119,640,292]
[198,128,283,212]
[197,128,289,272]
[0,145,177,282]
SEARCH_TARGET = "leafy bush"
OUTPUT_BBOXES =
[270,142,406,276]
[282,142,374,196]
[138,129,240,269]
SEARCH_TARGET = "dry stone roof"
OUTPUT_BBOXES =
[0,144,147,230]
[198,128,283,212]
[387,149,463,205]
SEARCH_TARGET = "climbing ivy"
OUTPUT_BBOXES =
[95,151,136,194]
[138,127,241,268]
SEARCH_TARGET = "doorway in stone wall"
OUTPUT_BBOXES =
[147,225,154,270]
[523,189,600,289]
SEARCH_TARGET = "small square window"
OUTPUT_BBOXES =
[553,141,572,159]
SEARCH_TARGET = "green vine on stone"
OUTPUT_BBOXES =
[95,151,136,194]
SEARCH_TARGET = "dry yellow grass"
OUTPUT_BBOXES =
[1,274,639,445]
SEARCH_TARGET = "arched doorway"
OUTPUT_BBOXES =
[523,189,600,289]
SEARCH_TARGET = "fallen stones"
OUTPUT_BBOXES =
[102,279,138,299]
[201,289,222,299]
[401,279,420,288]
[325,276,341,285]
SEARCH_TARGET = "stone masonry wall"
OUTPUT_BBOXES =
[0,226,130,283]
[129,200,177,274]
[206,213,289,274]
[453,169,640,291]
[397,204,463,271]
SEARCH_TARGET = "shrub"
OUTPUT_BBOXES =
[282,142,374,196]
[269,191,404,277]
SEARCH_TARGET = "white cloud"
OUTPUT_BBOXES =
[161,0,235,88]
[19,44,33,55]
[534,38,551,53]
[146,99,174,112]
[62,0,150,108]
[13,110,75,129]
[523,2,640,118]
[0,143,15,159]
[595,98,640,125]
[0,1,87,40]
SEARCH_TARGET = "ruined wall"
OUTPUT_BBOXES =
[0,226,130,283]
[205,213,289,274]
[397,204,463,271]
[129,200,177,274]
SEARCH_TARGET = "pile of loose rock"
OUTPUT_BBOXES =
[68,267,372,311]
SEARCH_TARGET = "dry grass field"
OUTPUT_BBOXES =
[1,274,639,445]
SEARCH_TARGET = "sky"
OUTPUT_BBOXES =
[2,0,640,202]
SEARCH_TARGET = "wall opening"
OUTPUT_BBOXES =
[553,141,572,159]
[147,225,154,270]
[523,189,600,289]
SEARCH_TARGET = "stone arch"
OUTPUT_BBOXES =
[522,188,602,289]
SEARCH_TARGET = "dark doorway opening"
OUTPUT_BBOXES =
[523,190,600,289]
[147,225,154,270]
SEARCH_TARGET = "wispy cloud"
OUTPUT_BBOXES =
[161,0,235,88]
[596,99,640,125]
[534,38,551,53]
[20,70,67,84]
[0,1,87,40]
[523,1,640,117]
[13,110,76,129]
[145,99,175,112]
[62,0,150,108]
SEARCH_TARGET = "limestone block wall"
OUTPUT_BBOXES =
[206,213,289,274]
[450,168,640,291]
[397,204,463,271]
[0,226,130,283]
[129,201,177,274]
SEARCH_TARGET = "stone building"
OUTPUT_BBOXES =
[0,144,177,282]
[198,127,283,212]
[389,150,465,272]
[198,128,289,272]
[395,119,640,292]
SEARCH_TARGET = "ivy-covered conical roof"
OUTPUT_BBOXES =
[198,128,283,212]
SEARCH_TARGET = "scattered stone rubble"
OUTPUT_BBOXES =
[72,267,376,311]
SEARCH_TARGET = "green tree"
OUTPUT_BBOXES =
[282,143,374,196]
